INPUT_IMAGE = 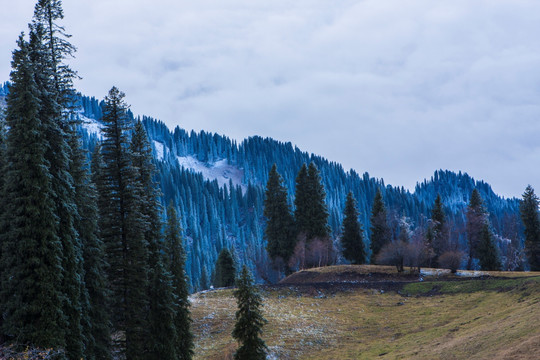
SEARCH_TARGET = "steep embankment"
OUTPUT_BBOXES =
[190,265,540,360]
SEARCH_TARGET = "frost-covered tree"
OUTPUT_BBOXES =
[0,35,66,351]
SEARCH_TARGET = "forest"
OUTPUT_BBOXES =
[0,1,539,359]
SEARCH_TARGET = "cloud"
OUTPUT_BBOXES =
[2,0,540,197]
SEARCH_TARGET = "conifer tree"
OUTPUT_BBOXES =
[0,35,66,351]
[466,189,488,269]
[520,185,540,270]
[76,143,111,360]
[31,2,85,355]
[341,192,366,264]
[99,87,149,359]
[477,224,501,271]
[430,194,448,265]
[165,203,194,360]
[306,162,330,239]
[294,164,310,235]
[130,119,178,357]
[370,189,390,263]
[264,164,296,270]
[147,259,177,360]
[214,248,236,287]
[232,266,267,360]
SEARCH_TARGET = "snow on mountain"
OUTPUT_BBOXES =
[177,155,245,191]
[78,114,103,138]
[153,140,164,160]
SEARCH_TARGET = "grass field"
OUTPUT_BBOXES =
[190,265,540,360]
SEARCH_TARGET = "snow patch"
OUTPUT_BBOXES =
[456,270,487,277]
[153,140,164,160]
[177,155,245,191]
[79,115,103,137]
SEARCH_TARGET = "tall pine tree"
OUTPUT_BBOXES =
[430,194,448,265]
[31,2,85,355]
[370,189,390,263]
[520,185,540,270]
[264,164,296,272]
[165,203,195,360]
[0,35,66,351]
[232,266,267,360]
[99,87,149,359]
[341,192,366,264]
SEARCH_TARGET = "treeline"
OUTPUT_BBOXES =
[0,1,193,359]
[264,165,540,274]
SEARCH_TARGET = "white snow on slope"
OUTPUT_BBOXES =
[153,140,164,160]
[79,114,103,138]
[177,155,245,191]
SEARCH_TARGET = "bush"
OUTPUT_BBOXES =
[438,251,464,273]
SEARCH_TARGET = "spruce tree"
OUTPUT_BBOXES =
[0,35,66,351]
[341,192,366,264]
[99,87,149,359]
[294,163,310,235]
[477,224,501,271]
[214,248,236,287]
[466,189,488,269]
[370,189,390,263]
[76,142,112,360]
[264,164,296,270]
[165,203,194,360]
[520,185,540,270]
[232,266,267,360]
[306,162,330,239]
[430,194,448,265]
[130,119,178,357]
[31,2,85,355]
[147,260,177,360]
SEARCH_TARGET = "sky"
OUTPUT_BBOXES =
[2,0,540,199]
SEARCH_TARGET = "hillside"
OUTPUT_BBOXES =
[190,265,540,359]
[0,88,527,289]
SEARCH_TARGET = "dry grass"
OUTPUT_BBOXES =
[190,266,540,360]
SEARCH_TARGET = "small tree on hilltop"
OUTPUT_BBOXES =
[370,189,390,263]
[341,192,366,264]
[232,266,267,360]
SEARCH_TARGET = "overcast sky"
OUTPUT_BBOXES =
[2,0,540,198]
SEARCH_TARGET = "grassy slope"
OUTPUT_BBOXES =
[191,266,540,360]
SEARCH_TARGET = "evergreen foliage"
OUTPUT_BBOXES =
[477,224,502,271]
[0,35,66,351]
[430,194,449,265]
[520,185,540,270]
[165,203,195,360]
[87,143,112,359]
[294,163,310,235]
[232,266,267,360]
[99,87,149,358]
[370,189,390,263]
[215,248,236,287]
[306,162,330,239]
[341,192,366,264]
[147,260,177,360]
[264,164,296,270]
[466,189,488,269]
